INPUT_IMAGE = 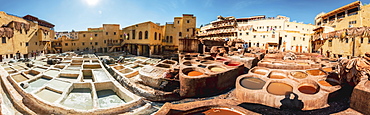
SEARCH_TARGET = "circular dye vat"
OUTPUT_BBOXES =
[290,71,308,79]
[201,61,213,64]
[252,68,269,75]
[297,63,309,65]
[188,71,203,76]
[306,69,326,76]
[318,78,340,86]
[268,71,286,79]
[198,108,242,115]
[267,82,293,95]
[198,65,207,68]
[225,62,240,66]
[184,57,193,60]
[210,67,225,72]
[298,85,318,94]
[273,62,283,65]
[216,58,227,61]
[240,77,265,90]
[183,62,192,66]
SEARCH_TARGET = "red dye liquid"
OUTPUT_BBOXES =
[227,63,240,66]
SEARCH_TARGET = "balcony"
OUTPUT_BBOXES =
[107,43,121,46]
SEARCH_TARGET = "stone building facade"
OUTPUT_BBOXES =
[52,24,122,53]
[198,15,315,53]
[312,1,370,58]
[0,11,55,62]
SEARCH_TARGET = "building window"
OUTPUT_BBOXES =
[187,29,190,32]
[114,32,116,35]
[2,37,6,43]
[166,36,169,42]
[279,26,281,28]
[179,32,182,37]
[303,38,305,41]
[139,31,143,39]
[246,32,249,35]
[90,42,92,45]
[253,35,256,38]
[240,33,242,36]
[20,42,22,46]
[145,31,148,39]
[159,33,161,40]
[368,38,370,44]
[287,25,289,27]
[82,42,85,45]
[293,37,296,41]
[329,40,332,47]
[349,20,357,24]
[104,40,106,43]
[345,38,349,43]
[170,36,173,43]
[65,43,68,46]
[83,34,86,37]
[296,26,298,28]
[35,42,37,45]
[95,42,98,45]
[106,32,108,35]
[120,35,122,38]
[285,35,287,37]
[95,34,98,37]
[187,20,190,23]
[26,42,29,46]
[177,21,180,24]
[154,32,157,40]
[132,30,135,39]
[361,38,364,43]
[263,35,265,38]
[127,34,130,40]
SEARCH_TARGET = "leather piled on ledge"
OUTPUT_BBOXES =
[339,52,370,86]
[313,27,370,41]
[0,27,14,38]
[12,21,30,33]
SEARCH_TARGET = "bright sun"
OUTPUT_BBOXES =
[85,0,99,6]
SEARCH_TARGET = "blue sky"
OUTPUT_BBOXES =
[1,0,369,31]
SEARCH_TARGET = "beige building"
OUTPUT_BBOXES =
[0,11,55,62]
[52,24,122,53]
[122,14,196,56]
[312,1,370,58]
[198,15,315,53]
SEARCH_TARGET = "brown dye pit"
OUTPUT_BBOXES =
[156,64,171,68]
[268,71,286,79]
[306,69,326,76]
[184,57,193,60]
[163,60,176,64]
[272,62,283,65]
[298,85,318,94]
[240,77,265,90]
[189,108,242,115]
[290,71,308,79]
[322,67,333,72]
[251,68,269,75]
[183,62,192,66]
[318,78,340,86]
[267,82,293,95]
[201,61,213,64]
[188,71,203,76]
[204,57,214,60]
